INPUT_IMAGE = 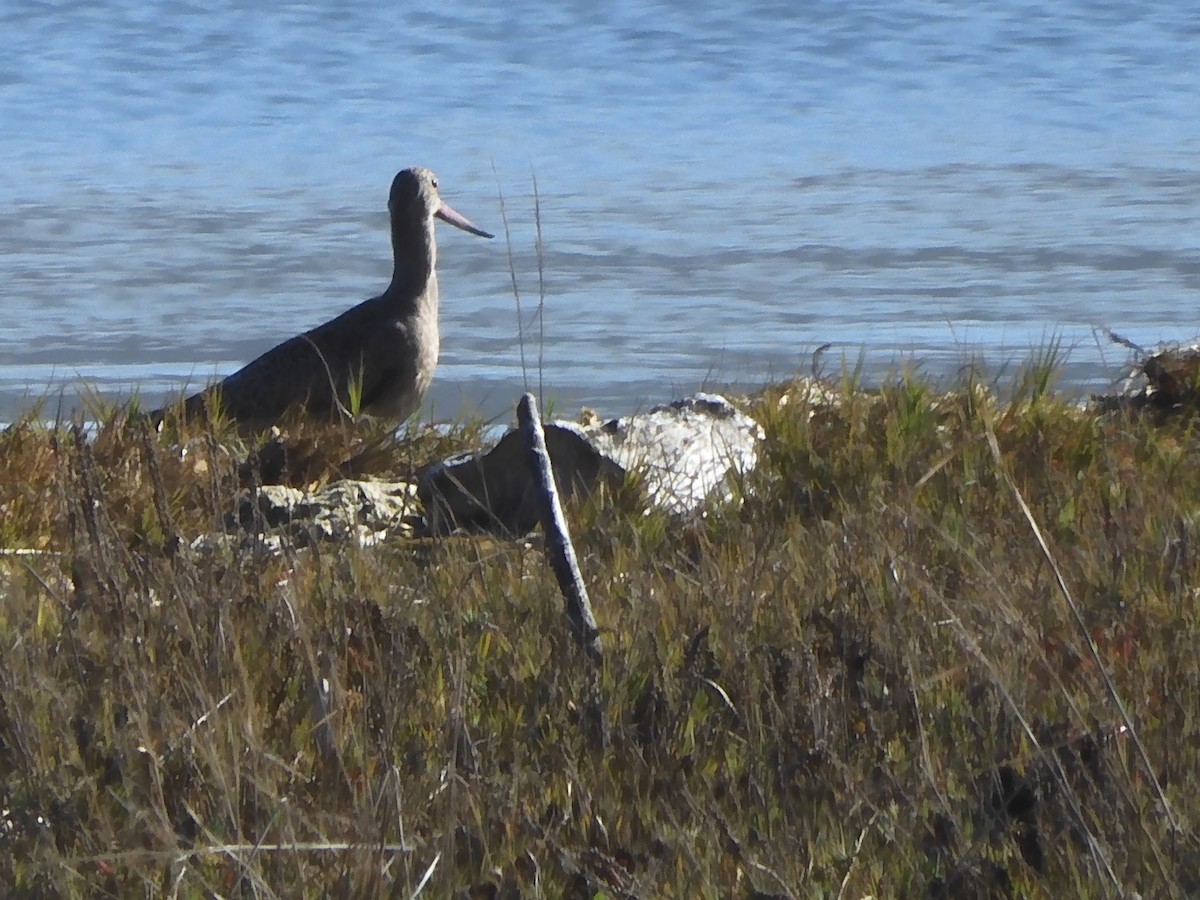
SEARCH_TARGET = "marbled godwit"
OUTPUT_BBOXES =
[164,167,492,431]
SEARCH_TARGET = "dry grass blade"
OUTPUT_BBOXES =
[492,164,529,392]
[979,402,1179,837]
[409,851,441,898]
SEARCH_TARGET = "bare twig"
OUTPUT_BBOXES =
[517,393,602,664]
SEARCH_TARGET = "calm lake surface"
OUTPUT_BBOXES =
[3,2,1199,423]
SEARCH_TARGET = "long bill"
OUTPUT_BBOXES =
[435,201,494,239]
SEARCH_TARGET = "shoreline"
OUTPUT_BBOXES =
[3,331,1193,431]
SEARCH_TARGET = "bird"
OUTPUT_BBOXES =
[158,166,493,432]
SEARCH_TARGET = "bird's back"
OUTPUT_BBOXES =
[179,285,435,429]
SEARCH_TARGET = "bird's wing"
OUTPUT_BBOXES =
[198,331,343,424]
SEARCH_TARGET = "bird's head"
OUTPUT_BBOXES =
[388,167,493,239]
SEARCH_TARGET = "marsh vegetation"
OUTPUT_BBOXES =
[1,357,1198,897]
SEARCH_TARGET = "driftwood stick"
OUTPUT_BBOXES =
[517,393,603,664]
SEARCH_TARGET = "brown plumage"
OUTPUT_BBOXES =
[161,167,492,431]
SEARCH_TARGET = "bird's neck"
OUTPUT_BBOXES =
[388,216,437,309]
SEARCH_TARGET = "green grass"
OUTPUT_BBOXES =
[2,363,1200,897]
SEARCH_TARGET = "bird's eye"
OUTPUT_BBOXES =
[431,178,439,190]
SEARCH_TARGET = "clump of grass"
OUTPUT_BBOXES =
[2,356,1200,896]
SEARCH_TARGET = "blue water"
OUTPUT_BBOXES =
[3,2,1199,422]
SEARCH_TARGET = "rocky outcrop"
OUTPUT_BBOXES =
[419,393,764,535]
[194,392,765,551]
[193,478,420,554]
[1092,338,1200,416]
